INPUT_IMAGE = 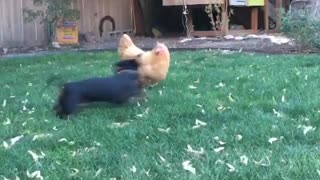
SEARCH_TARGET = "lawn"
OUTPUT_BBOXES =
[1,50,320,179]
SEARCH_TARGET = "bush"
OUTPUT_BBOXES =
[23,0,80,43]
[281,9,320,48]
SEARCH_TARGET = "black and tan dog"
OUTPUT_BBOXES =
[54,70,144,119]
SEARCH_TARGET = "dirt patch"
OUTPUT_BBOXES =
[1,34,319,57]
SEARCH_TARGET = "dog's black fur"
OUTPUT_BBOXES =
[113,59,139,73]
[54,70,143,119]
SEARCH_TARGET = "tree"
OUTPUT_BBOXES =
[23,0,80,43]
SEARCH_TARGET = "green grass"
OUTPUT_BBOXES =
[1,51,320,179]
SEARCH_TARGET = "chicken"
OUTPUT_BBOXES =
[115,41,171,86]
[136,42,170,85]
[118,34,144,60]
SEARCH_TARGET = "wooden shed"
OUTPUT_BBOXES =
[134,0,290,37]
[0,0,134,48]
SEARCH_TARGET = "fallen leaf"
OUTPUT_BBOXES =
[28,150,45,162]
[254,156,271,166]
[95,168,102,177]
[157,127,171,133]
[272,109,282,117]
[3,141,9,149]
[3,135,24,149]
[3,118,11,126]
[228,93,236,102]
[158,154,166,162]
[26,170,43,180]
[186,144,205,155]
[215,82,225,88]
[240,155,248,165]
[215,159,225,164]
[32,134,52,141]
[217,104,226,112]
[235,135,243,141]
[281,95,286,103]
[70,168,79,177]
[226,163,236,172]
[298,125,316,135]
[94,141,102,147]
[188,85,197,89]
[182,160,196,174]
[219,141,226,145]
[192,119,207,129]
[58,138,68,142]
[2,99,6,107]
[110,122,129,128]
[130,166,137,173]
[214,147,224,153]
[143,169,151,177]
[268,137,278,144]
[158,90,162,96]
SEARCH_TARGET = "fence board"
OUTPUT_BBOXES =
[0,0,133,47]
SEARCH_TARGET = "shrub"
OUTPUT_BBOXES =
[23,0,80,43]
[281,9,320,48]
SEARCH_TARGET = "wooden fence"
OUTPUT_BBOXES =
[0,0,133,47]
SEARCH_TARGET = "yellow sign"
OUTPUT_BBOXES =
[247,0,264,6]
[56,19,79,45]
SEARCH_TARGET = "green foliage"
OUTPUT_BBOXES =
[1,51,320,179]
[23,0,80,42]
[281,9,320,48]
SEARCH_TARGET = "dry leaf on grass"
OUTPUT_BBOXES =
[215,82,225,88]
[298,125,316,135]
[26,170,43,180]
[228,93,236,102]
[95,168,102,177]
[235,134,243,141]
[28,150,45,162]
[130,166,137,173]
[186,144,205,155]
[254,156,271,166]
[70,168,79,177]
[3,135,24,149]
[110,122,129,128]
[158,154,166,162]
[3,118,11,126]
[157,127,171,133]
[32,134,52,141]
[268,137,278,144]
[226,163,236,172]
[182,160,196,174]
[58,138,75,145]
[240,155,249,165]
[192,119,207,129]
[214,147,224,153]
[2,99,6,107]
[272,109,282,117]
[188,85,197,89]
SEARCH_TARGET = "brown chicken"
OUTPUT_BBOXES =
[118,34,144,60]
[116,34,171,86]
